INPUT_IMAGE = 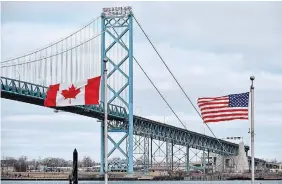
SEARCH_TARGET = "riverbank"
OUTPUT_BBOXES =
[185,173,282,181]
[2,171,282,181]
[0,171,181,181]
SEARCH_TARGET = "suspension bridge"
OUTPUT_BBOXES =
[1,7,251,175]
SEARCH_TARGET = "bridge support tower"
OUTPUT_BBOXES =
[100,7,134,174]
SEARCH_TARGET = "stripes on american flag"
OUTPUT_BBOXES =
[197,92,250,123]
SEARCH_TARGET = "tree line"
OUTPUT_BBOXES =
[1,156,96,172]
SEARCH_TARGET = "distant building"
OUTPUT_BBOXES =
[38,165,45,172]
[268,162,282,173]
[1,160,15,172]
[191,141,274,173]
[148,167,169,176]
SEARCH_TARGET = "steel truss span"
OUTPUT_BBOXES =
[0,7,260,175]
[1,76,249,156]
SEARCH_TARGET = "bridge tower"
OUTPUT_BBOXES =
[100,7,134,174]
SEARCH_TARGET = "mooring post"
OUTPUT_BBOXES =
[69,174,72,184]
[73,148,78,184]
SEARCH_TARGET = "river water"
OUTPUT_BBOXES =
[1,181,282,184]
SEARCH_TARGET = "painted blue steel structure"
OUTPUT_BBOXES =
[100,10,106,175]
[0,7,252,174]
[1,77,249,156]
[100,11,134,173]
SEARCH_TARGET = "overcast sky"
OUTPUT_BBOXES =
[1,1,282,162]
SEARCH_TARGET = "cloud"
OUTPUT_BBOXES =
[1,1,282,162]
[2,113,97,123]
[134,41,282,90]
[134,2,282,52]
[1,124,104,160]
[1,23,79,60]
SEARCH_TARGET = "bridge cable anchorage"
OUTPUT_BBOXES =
[1,16,101,64]
[1,23,116,69]
[110,27,201,156]
[133,15,231,155]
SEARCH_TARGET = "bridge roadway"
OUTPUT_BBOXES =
[1,77,249,155]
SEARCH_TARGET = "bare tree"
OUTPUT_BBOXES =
[14,156,28,172]
[2,156,101,170]
[82,156,92,167]
[92,160,96,166]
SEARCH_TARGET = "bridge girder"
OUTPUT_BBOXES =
[1,76,250,158]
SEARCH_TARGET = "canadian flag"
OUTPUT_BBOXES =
[44,76,101,107]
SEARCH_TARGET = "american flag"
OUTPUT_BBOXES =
[197,92,249,123]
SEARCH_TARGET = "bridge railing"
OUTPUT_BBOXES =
[1,76,127,119]
[1,76,250,155]
[133,115,243,155]
[1,16,102,87]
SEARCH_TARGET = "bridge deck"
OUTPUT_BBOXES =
[1,77,249,155]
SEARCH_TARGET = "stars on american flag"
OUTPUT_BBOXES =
[197,92,250,123]
[229,92,249,107]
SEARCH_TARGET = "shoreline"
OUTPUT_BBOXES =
[2,178,282,181]
[2,172,282,181]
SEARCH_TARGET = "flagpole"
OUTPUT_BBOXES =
[250,76,255,184]
[103,58,108,184]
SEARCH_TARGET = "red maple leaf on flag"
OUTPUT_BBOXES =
[61,84,81,100]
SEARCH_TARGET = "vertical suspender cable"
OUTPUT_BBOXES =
[34,52,37,82]
[61,41,63,83]
[80,31,83,81]
[51,46,53,84]
[66,38,68,82]
[89,25,91,78]
[56,43,58,83]
[83,28,85,80]
[88,25,91,79]
[45,49,47,85]
[75,33,78,82]
[23,56,28,80]
[29,56,31,82]
[71,36,73,82]
[39,51,42,84]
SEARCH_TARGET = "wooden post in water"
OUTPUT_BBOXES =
[73,148,78,184]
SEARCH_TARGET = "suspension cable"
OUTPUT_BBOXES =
[133,15,230,154]
[134,57,187,129]
[1,22,116,68]
[1,33,101,68]
[111,27,203,156]
[1,16,101,64]
[111,27,188,129]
